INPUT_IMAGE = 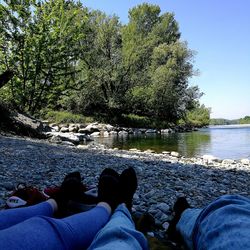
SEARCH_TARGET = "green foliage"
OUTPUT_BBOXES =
[0,1,208,127]
[0,0,87,114]
[44,111,94,124]
[180,104,211,127]
[239,116,250,124]
[210,118,239,125]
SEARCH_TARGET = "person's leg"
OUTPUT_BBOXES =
[0,200,56,230]
[0,203,111,250]
[88,203,149,250]
[176,208,202,250]
[192,195,250,250]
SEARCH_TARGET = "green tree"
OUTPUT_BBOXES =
[0,0,87,114]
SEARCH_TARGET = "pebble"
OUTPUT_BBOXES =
[0,135,250,228]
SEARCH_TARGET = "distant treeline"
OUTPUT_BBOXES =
[210,116,250,125]
[0,1,210,127]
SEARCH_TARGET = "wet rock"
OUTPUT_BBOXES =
[60,127,69,133]
[171,151,180,157]
[90,132,101,137]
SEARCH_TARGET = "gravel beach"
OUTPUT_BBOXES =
[0,135,250,228]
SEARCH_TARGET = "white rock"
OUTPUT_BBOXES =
[162,151,170,155]
[77,145,89,149]
[105,124,114,131]
[222,159,235,165]
[51,126,60,132]
[171,151,180,157]
[103,131,110,137]
[202,155,218,161]
[161,129,170,134]
[240,159,250,165]
[145,129,157,133]
[61,141,75,147]
[90,132,100,137]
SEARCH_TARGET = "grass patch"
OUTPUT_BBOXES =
[43,111,94,124]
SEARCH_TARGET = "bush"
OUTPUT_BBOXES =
[43,111,94,124]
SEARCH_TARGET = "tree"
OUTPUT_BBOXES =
[0,0,87,114]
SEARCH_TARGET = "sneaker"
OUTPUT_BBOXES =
[6,184,47,208]
[119,167,138,211]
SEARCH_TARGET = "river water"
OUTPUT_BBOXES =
[95,125,250,159]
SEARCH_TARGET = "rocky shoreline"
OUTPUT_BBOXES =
[0,134,250,232]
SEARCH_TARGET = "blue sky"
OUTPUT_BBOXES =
[83,0,250,119]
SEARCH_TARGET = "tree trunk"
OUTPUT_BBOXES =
[0,70,14,89]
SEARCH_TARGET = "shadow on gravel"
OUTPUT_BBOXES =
[0,135,250,249]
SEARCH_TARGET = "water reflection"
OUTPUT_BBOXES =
[95,126,250,159]
[95,131,211,157]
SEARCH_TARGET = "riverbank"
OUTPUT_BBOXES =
[0,135,250,231]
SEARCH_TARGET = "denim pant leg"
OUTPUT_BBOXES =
[88,204,149,250]
[0,201,53,230]
[0,205,110,250]
[193,195,250,250]
[176,208,202,250]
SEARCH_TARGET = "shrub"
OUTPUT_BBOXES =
[44,111,94,124]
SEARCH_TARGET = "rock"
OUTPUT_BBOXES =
[145,129,157,133]
[161,129,169,134]
[171,151,180,157]
[47,132,80,144]
[118,131,128,136]
[85,124,100,133]
[139,128,147,133]
[76,145,89,150]
[49,135,62,144]
[51,126,60,132]
[105,124,114,132]
[129,148,139,152]
[61,141,75,147]
[162,222,169,230]
[103,131,109,137]
[156,202,170,213]
[162,151,170,155]
[202,154,219,162]
[60,127,69,133]
[144,149,155,153]
[240,159,250,165]
[90,132,101,137]
[145,190,156,199]
[109,131,118,136]
[68,126,78,133]
[1,182,14,191]
[222,159,235,165]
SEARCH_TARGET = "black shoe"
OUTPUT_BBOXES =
[98,168,120,212]
[167,197,190,242]
[119,167,137,211]
[53,172,84,217]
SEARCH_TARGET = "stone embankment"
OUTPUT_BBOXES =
[0,135,250,232]
[45,122,197,146]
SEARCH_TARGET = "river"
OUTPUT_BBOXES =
[95,125,250,159]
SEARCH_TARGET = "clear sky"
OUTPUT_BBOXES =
[83,0,250,119]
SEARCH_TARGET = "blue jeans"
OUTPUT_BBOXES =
[0,202,148,250]
[176,195,250,250]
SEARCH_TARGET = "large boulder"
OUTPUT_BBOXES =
[0,106,50,138]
